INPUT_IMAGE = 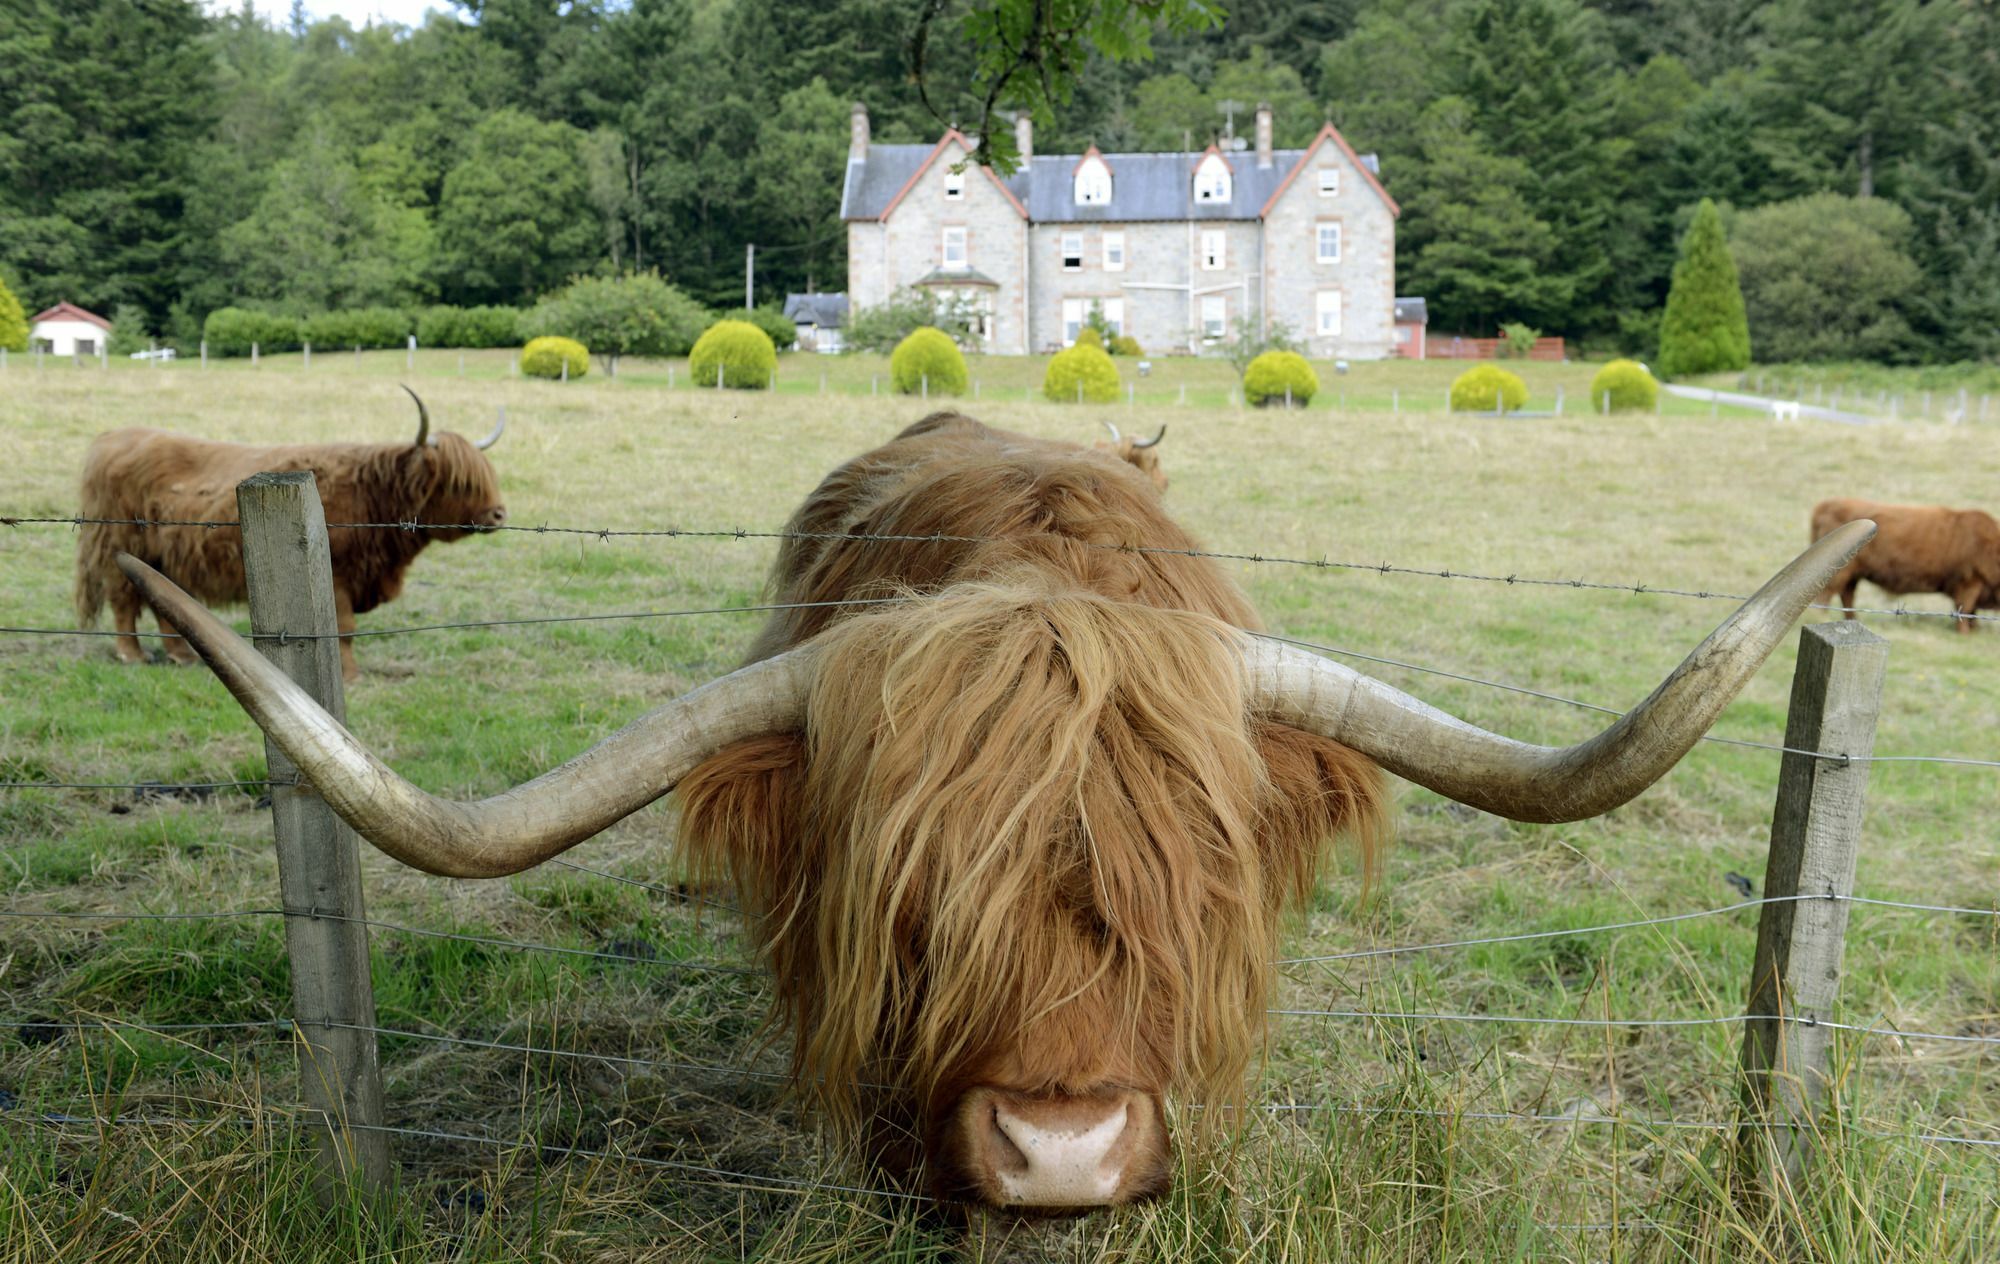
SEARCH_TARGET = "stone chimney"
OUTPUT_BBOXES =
[1014,112,1034,162]
[1255,102,1273,168]
[850,102,870,157]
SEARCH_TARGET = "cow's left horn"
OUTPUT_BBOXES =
[1101,421,1122,443]
[475,407,505,450]
[115,554,814,878]
[1131,425,1166,449]
[403,384,431,448]
[1245,521,1875,823]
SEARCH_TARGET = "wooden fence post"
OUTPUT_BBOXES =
[238,471,391,1202]
[1739,620,1888,1192]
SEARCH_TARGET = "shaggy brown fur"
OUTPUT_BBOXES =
[76,426,505,678]
[1811,497,2000,632]
[678,412,1382,1198]
[1092,435,1168,492]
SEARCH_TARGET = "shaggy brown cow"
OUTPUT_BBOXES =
[120,412,1871,1209]
[1093,421,1167,491]
[1811,497,2000,632]
[76,389,505,679]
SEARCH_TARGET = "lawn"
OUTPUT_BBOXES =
[2,350,1996,1262]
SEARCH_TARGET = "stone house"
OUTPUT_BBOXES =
[841,104,1399,358]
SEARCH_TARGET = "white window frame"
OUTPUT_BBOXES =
[1316,289,1342,337]
[1318,168,1339,197]
[1316,221,1341,264]
[1201,294,1226,340]
[1100,297,1125,337]
[944,169,965,200]
[1201,229,1226,271]
[1103,231,1125,272]
[1062,232,1083,271]
[1062,298,1088,346]
[1194,154,1232,203]
[942,226,968,271]
[1074,158,1112,205]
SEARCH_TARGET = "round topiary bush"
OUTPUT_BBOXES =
[1042,343,1121,404]
[690,318,776,390]
[1074,327,1104,350]
[1589,358,1659,412]
[1243,351,1320,407]
[1449,364,1529,413]
[522,335,589,380]
[889,327,968,396]
[1107,334,1143,357]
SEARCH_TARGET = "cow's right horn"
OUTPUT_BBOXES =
[475,408,505,450]
[116,554,814,878]
[403,384,431,448]
[1101,421,1122,443]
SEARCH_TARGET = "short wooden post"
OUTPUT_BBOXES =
[239,471,390,1201]
[1739,621,1888,1191]
[200,340,207,368]
[405,335,415,372]
[252,342,260,368]
[922,372,929,399]
[304,341,312,369]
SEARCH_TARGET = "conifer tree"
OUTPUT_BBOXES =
[1657,198,1750,376]
[0,272,27,352]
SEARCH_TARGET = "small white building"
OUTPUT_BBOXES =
[30,302,111,357]
[783,292,849,353]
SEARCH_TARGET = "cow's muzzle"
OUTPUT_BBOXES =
[943,1087,1169,1209]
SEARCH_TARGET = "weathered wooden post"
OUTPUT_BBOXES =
[1739,621,1888,1192]
[238,471,390,1202]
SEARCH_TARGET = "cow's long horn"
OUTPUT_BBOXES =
[1244,521,1876,823]
[115,554,813,878]
[475,407,505,450]
[1101,420,1122,443]
[403,384,431,448]
[1132,425,1166,449]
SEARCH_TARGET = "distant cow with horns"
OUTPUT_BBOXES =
[76,387,505,679]
[1811,497,2000,632]
[122,412,1870,1208]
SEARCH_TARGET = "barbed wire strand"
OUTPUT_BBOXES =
[1272,1008,2000,1046]
[4,512,1990,626]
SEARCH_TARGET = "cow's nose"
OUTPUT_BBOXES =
[485,506,507,527]
[964,1088,1159,1207]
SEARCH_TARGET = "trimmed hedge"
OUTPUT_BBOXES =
[1449,364,1529,413]
[1590,359,1659,412]
[521,335,589,380]
[203,307,302,357]
[1042,343,1121,404]
[419,305,523,349]
[690,319,776,390]
[303,307,413,350]
[889,327,968,396]
[1243,351,1319,407]
[1108,334,1142,357]
[1074,327,1104,350]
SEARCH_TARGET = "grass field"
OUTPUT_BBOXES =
[2,350,1997,1262]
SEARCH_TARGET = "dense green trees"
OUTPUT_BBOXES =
[1657,199,1750,377]
[1732,194,1924,363]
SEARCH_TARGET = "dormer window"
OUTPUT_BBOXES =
[944,169,965,200]
[1074,152,1112,205]
[1318,168,1339,197]
[1194,152,1232,203]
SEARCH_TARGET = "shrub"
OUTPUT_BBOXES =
[1657,198,1751,376]
[1074,326,1104,350]
[0,273,28,352]
[846,287,979,353]
[1108,334,1143,357]
[1590,359,1658,412]
[1243,351,1319,407]
[1042,343,1120,404]
[419,305,525,348]
[303,307,413,350]
[203,307,302,356]
[725,305,798,350]
[521,335,589,380]
[1498,322,1540,358]
[107,304,152,357]
[889,326,968,396]
[527,272,711,371]
[1729,192,1919,364]
[690,319,776,390]
[1223,315,1303,375]
[1449,364,1529,413]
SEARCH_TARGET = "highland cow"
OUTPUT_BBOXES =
[1811,497,2000,632]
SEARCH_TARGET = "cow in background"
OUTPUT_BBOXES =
[75,388,505,678]
[1095,421,1168,492]
[1811,497,2000,632]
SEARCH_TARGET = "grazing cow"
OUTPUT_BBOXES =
[121,412,1871,1209]
[1811,497,2000,632]
[76,389,505,679]
[1094,421,1168,491]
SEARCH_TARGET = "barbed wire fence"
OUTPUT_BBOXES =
[4,496,1999,1242]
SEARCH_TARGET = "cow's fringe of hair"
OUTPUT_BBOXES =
[680,571,1382,1129]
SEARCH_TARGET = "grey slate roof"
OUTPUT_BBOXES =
[1393,297,1428,325]
[783,292,849,328]
[843,143,1365,223]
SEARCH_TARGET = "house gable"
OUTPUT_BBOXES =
[875,130,1027,222]
[1261,123,1400,219]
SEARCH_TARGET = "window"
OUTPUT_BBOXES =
[1316,221,1342,264]
[1201,229,1225,271]
[1100,298,1125,337]
[1062,233,1083,270]
[1074,156,1112,205]
[1316,290,1342,337]
[1103,231,1125,272]
[1318,168,1339,197]
[942,226,967,270]
[1194,153,1232,203]
[944,169,965,199]
[962,288,994,341]
[1062,298,1088,345]
[75,339,96,356]
[1201,295,1226,340]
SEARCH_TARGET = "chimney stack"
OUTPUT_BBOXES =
[850,102,870,157]
[1255,102,1273,168]
[1014,112,1034,163]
